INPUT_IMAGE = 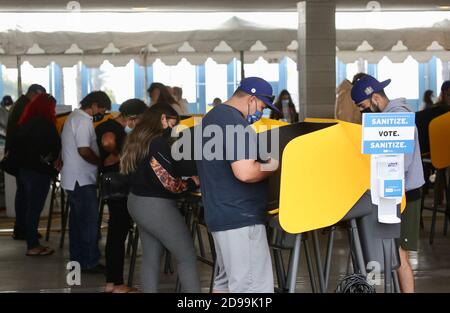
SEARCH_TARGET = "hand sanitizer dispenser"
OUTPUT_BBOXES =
[370,154,403,224]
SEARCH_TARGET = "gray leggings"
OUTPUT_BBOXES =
[127,193,200,293]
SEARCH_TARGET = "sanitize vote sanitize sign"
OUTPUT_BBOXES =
[362,112,415,154]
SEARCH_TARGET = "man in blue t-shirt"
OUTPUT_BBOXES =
[196,77,280,293]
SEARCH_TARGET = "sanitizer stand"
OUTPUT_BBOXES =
[370,154,404,292]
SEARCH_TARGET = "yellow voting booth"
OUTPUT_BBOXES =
[427,111,450,244]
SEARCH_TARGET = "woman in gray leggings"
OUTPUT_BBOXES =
[120,102,200,292]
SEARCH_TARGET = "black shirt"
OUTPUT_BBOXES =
[95,119,126,173]
[196,104,268,232]
[15,116,61,175]
[128,133,196,199]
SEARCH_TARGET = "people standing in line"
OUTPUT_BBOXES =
[270,89,299,123]
[172,86,189,115]
[147,82,187,115]
[14,93,61,256]
[120,103,200,293]
[434,80,450,109]
[5,84,47,240]
[60,91,111,273]
[334,73,367,124]
[0,95,13,135]
[196,77,280,293]
[421,90,434,111]
[351,75,425,293]
[95,99,147,293]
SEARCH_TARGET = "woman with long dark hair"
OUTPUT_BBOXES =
[147,82,187,115]
[120,103,200,292]
[15,93,61,256]
[270,89,299,123]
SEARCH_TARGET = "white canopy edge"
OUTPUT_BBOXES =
[1,50,449,68]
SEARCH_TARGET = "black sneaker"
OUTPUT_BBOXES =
[82,264,106,274]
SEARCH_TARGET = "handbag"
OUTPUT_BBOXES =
[0,151,18,176]
[100,172,130,201]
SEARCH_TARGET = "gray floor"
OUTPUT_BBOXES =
[0,198,449,293]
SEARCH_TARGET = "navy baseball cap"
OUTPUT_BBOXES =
[351,75,391,104]
[237,77,279,112]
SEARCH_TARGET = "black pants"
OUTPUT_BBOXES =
[105,198,133,285]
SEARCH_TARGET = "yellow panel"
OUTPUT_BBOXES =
[278,121,405,234]
[429,111,450,169]
[279,123,370,233]
[252,118,289,134]
[178,116,202,129]
[56,112,115,134]
[304,117,339,123]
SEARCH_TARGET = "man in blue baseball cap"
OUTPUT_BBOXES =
[351,75,425,293]
[196,77,280,293]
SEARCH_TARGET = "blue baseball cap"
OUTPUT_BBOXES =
[351,75,391,104]
[237,77,280,112]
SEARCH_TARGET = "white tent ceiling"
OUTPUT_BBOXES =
[0,17,449,67]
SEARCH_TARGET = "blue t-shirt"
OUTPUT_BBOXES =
[196,104,268,232]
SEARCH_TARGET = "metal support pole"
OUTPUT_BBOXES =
[312,230,326,293]
[287,233,302,293]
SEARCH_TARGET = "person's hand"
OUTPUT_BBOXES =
[104,154,120,167]
[53,158,63,172]
[261,158,279,172]
[191,176,200,186]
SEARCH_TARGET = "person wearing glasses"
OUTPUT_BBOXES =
[351,75,425,293]
[95,99,147,293]
[120,103,200,293]
[196,77,280,293]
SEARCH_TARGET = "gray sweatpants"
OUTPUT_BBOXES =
[212,224,274,293]
[127,193,200,293]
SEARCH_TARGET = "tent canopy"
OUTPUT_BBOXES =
[0,17,449,67]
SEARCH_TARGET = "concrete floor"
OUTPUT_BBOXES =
[0,198,449,293]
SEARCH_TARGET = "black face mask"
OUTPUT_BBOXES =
[361,107,373,114]
[93,113,105,122]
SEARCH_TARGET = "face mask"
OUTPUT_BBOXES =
[361,107,372,114]
[281,99,290,107]
[246,99,264,124]
[93,112,105,122]
[246,110,263,124]
[370,99,381,113]
[125,126,133,134]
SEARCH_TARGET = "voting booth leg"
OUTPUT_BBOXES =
[97,199,106,241]
[303,234,318,293]
[126,226,134,256]
[59,192,70,249]
[323,226,336,291]
[430,169,447,244]
[349,219,367,276]
[286,233,302,293]
[127,226,139,287]
[392,268,401,293]
[382,239,393,293]
[312,230,326,293]
[45,177,58,242]
[208,232,217,293]
[443,172,449,236]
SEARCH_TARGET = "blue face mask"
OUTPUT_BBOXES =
[246,99,264,124]
[281,99,290,107]
[246,110,263,124]
[125,126,133,134]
